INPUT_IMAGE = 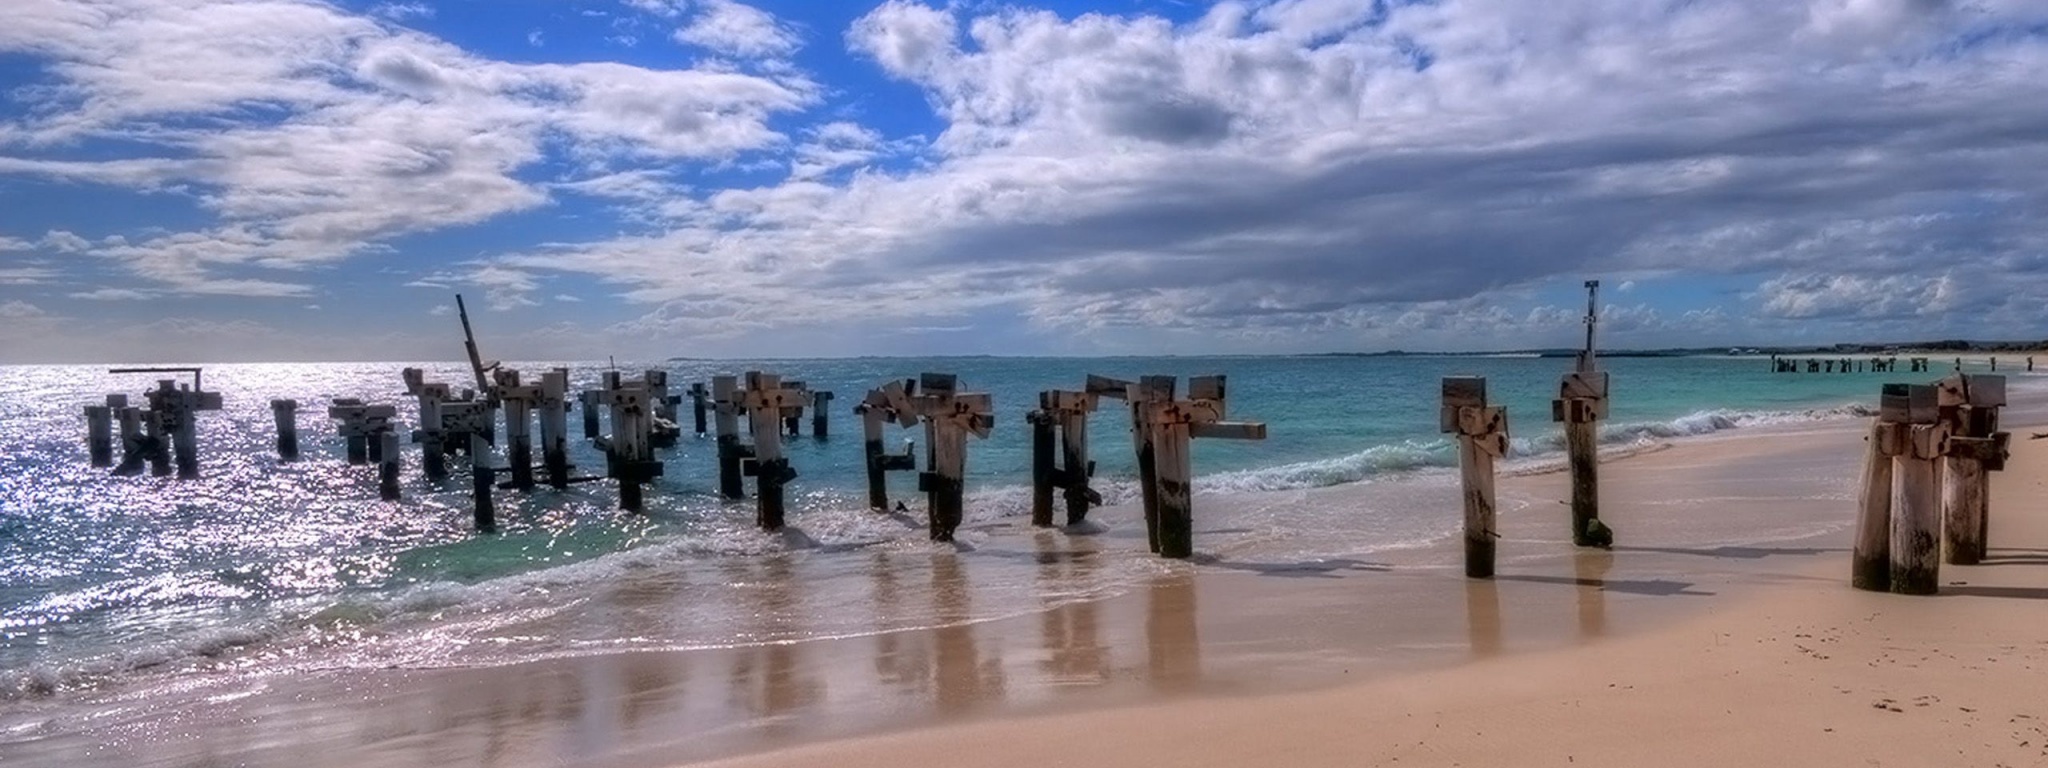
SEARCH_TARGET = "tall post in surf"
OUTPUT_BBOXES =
[494,368,541,492]
[1142,375,1266,559]
[1092,375,1172,551]
[1552,280,1611,548]
[1934,373,2008,565]
[84,398,115,468]
[599,378,660,513]
[687,382,710,436]
[402,369,452,480]
[1442,376,1508,579]
[270,399,299,462]
[712,375,752,500]
[1028,379,1113,527]
[811,390,833,439]
[909,373,993,542]
[538,368,572,489]
[740,371,803,530]
[855,378,919,511]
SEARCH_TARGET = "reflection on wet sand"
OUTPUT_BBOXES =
[1575,551,1612,640]
[1145,572,1201,693]
[1037,532,1109,687]
[931,551,1006,715]
[728,555,822,738]
[1465,579,1502,657]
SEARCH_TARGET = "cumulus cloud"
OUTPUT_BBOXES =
[675,0,801,58]
[0,0,813,297]
[5,0,2048,358]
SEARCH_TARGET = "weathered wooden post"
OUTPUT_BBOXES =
[438,400,495,532]
[644,369,678,448]
[1884,384,1944,595]
[688,382,710,435]
[85,401,114,467]
[377,430,402,501]
[779,381,807,438]
[113,401,145,476]
[1090,376,1169,550]
[1935,374,2008,566]
[1443,377,1508,579]
[580,390,602,439]
[329,399,398,472]
[143,405,172,477]
[402,370,452,480]
[909,373,994,542]
[1144,375,1267,559]
[741,371,803,530]
[538,368,571,489]
[1028,380,1115,527]
[271,399,299,462]
[1028,404,1057,527]
[1851,411,1903,592]
[855,379,919,511]
[601,381,660,513]
[494,369,539,492]
[147,379,220,480]
[712,375,751,500]
[811,390,832,439]
[1552,280,1611,548]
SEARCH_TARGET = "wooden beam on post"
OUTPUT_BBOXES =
[1143,375,1266,559]
[856,379,919,512]
[712,375,752,500]
[1442,376,1507,579]
[1936,374,2006,566]
[538,369,572,490]
[909,373,993,542]
[741,371,802,531]
[494,369,539,492]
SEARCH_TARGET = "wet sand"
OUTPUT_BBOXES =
[5,414,2007,767]
[706,423,2048,768]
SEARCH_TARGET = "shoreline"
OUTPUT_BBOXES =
[2,408,1930,767]
[702,423,2048,768]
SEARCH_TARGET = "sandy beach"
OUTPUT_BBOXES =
[703,426,2048,768]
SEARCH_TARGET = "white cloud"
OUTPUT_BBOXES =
[527,28,544,47]
[0,0,814,297]
[0,300,46,318]
[70,288,155,300]
[1757,273,1964,320]
[675,0,801,58]
[371,2,434,21]
[39,230,90,253]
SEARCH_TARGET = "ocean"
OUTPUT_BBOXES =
[0,354,2002,712]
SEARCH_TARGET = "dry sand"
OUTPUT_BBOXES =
[701,432,2048,768]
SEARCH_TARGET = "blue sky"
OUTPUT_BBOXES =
[1,0,2045,363]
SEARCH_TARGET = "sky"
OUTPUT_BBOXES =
[0,0,2044,363]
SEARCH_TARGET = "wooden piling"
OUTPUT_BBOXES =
[114,402,143,476]
[713,375,747,500]
[612,385,648,513]
[1936,374,2005,566]
[497,370,536,492]
[1030,403,1056,527]
[539,369,570,490]
[811,390,832,439]
[689,382,709,435]
[1059,394,1094,526]
[1152,416,1195,559]
[378,430,402,501]
[906,374,993,542]
[144,408,171,477]
[470,430,496,533]
[581,390,601,440]
[1851,419,1899,591]
[1891,422,1944,595]
[1131,376,1175,553]
[85,404,113,467]
[856,379,918,511]
[403,369,450,480]
[742,371,799,531]
[1443,377,1506,579]
[271,399,299,462]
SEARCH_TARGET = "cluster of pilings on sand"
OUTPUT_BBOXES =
[1850,373,2012,596]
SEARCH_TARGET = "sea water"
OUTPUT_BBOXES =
[0,355,1991,704]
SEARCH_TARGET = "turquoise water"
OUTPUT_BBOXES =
[0,355,1978,699]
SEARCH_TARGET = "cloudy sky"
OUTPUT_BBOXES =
[0,0,2043,363]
